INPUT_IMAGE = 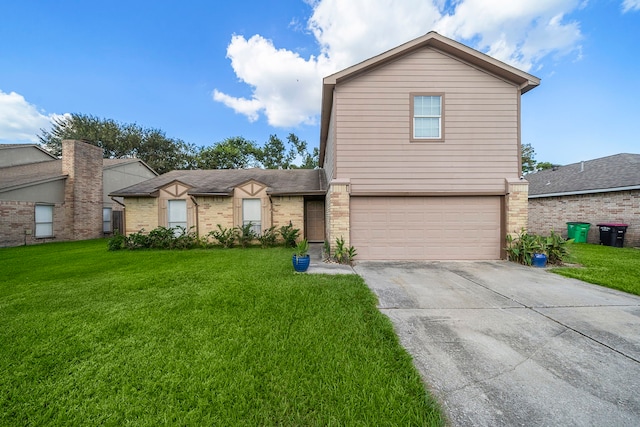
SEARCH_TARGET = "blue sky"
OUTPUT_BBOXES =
[1,0,638,166]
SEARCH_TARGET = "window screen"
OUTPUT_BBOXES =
[242,199,262,235]
[35,205,53,237]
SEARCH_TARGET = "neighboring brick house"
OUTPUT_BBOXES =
[319,31,539,260]
[527,153,640,247]
[0,140,157,247]
[109,169,326,242]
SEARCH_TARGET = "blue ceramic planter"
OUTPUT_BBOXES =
[292,254,310,272]
[532,253,547,268]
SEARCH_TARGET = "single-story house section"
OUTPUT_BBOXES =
[527,153,640,247]
[319,31,539,260]
[109,169,327,242]
[0,140,157,247]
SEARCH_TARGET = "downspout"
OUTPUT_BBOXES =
[268,194,274,228]
[190,196,200,237]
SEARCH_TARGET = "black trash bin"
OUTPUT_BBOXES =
[596,223,629,247]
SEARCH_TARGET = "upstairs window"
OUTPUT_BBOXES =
[242,199,262,236]
[35,204,54,238]
[412,94,443,141]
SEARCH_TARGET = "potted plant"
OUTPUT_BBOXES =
[532,235,548,268]
[292,239,310,272]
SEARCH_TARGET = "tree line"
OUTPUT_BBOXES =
[39,113,318,174]
[39,113,549,175]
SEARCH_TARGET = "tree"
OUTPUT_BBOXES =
[285,133,318,169]
[521,143,554,174]
[38,113,196,174]
[197,133,318,170]
[521,143,537,174]
[536,161,554,171]
[196,137,261,169]
[258,134,296,169]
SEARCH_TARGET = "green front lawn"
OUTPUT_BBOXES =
[0,240,443,426]
[552,243,640,296]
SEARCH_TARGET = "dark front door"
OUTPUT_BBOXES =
[305,200,325,242]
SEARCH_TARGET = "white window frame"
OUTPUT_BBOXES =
[242,199,262,235]
[103,207,112,233]
[411,93,444,141]
[35,204,54,238]
[167,199,188,235]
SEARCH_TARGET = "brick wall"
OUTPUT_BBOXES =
[123,197,158,234]
[326,181,350,251]
[505,179,529,236]
[0,201,64,247]
[196,196,234,236]
[271,196,304,240]
[62,140,103,240]
[528,190,640,247]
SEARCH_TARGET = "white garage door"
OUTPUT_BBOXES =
[350,196,502,260]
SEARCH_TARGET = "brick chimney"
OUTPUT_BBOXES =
[61,140,103,240]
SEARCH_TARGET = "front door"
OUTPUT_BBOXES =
[305,200,325,242]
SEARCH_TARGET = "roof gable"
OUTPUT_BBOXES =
[527,153,640,197]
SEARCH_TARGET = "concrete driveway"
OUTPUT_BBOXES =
[353,261,640,426]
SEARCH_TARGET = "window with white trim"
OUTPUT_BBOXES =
[167,199,187,235]
[412,94,443,140]
[103,208,112,233]
[242,199,261,235]
[35,204,54,237]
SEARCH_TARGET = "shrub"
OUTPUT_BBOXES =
[543,230,571,265]
[209,225,238,248]
[126,229,150,250]
[334,236,357,265]
[107,231,126,251]
[236,222,257,248]
[148,226,177,249]
[506,229,570,266]
[279,221,300,248]
[258,226,278,248]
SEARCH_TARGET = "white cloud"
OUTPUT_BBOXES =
[0,90,65,143]
[622,0,640,12]
[214,0,585,127]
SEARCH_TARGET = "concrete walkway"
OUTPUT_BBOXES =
[305,243,355,275]
[353,261,640,426]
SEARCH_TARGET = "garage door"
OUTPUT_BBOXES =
[350,196,502,260]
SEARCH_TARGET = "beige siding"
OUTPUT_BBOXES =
[322,96,337,181]
[335,47,520,194]
[350,196,501,260]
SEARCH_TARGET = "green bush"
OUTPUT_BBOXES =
[209,225,238,248]
[236,222,257,248]
[505,229,570,266]
[279,221,300,248]
[107,231,126,251]
[258,226,278,248]
[334,236,357,265]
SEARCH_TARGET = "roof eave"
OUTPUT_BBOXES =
[529,185,640,199]
[0,175,67,193]
[268,190,327,197]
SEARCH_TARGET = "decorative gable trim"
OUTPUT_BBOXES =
[235,179,267,197]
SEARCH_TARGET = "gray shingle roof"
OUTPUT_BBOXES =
[526,153,640,197]
[110,169,327,197]
[0,160,66,192]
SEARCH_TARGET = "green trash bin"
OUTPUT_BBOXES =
[574,223,591,243]
[566,222,590,241]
